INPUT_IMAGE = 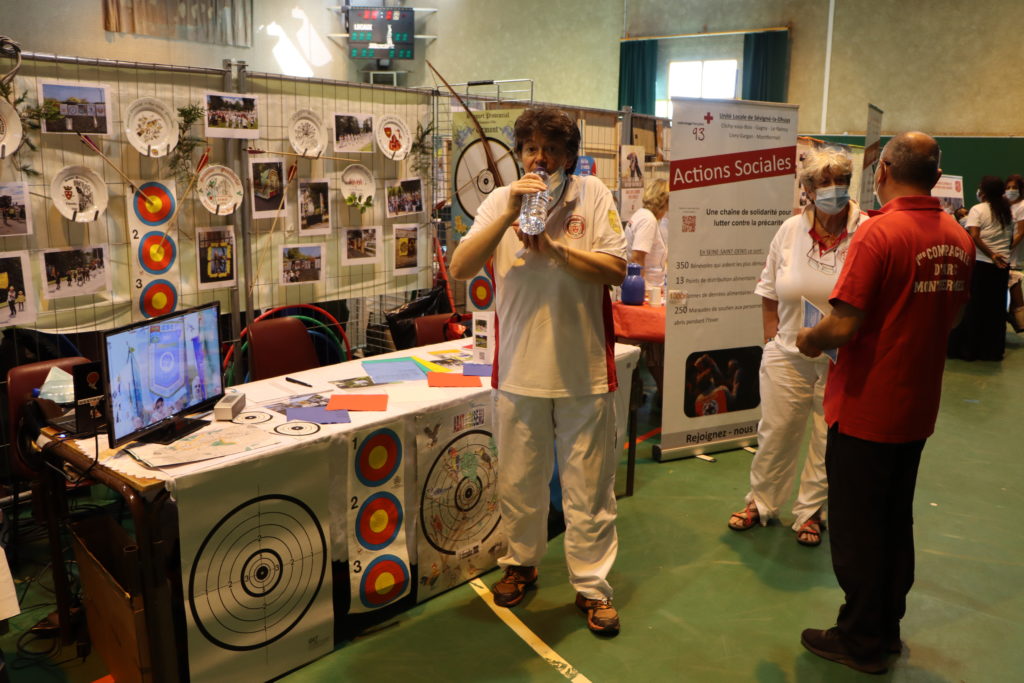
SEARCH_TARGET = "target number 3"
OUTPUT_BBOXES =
[135,278,143,289]
[352,560,362,574]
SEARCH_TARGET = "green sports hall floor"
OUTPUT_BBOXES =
[4,331,1023,682]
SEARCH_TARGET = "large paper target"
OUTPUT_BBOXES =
[358,554,410,609]
[355,491,403,551]
[137,231,177,275]
[468,276,494,310]
[454,137,520,220]
[132,182,176,226]
[354,428,402,487]
[188,494,327,652]
[420,429,500,555]
[139,279,178,318]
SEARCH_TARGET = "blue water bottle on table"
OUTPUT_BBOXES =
[620,262,645,305]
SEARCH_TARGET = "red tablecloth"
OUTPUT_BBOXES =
[612,301,665,343]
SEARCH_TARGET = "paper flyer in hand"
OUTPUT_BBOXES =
[801,297,838,363]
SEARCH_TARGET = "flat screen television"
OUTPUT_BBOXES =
[102,303,224,448]
[345,6,415,60]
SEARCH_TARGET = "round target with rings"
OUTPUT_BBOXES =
[133,181,176,226]
[355,491,403,551]
[354,427,402,487]
[232,411,273,425]
[188,494,327,651]
[137,230,177,275]
[139,279,178,318]
[420,429,500,555]
[453,137,520,220]
[468,276,494,310]
[274,421,321,437]
[358,554,410,609]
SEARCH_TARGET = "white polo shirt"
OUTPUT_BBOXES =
[967,202,1013,264]
[464,175,628,397]
[627,207,667,284]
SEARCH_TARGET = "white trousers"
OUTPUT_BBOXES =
[493,390,618,600]
[746,341,829,531]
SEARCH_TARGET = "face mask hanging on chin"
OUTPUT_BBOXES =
[546,167,567,197]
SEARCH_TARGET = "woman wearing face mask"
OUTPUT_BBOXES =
[1003,174,1024,332]
[728,147,868,546]
[948,175,1015,360]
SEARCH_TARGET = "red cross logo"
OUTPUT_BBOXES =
[703,112,714,125]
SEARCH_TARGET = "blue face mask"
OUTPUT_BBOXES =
[813,185,851,215]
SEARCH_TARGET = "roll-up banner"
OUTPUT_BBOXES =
[860,104,884,209]
[657,97,798,461]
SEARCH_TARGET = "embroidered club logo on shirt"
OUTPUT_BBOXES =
[608,210,623,234]
[565,214,586,238]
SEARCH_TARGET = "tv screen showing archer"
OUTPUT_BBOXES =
[104,304,223,446]
[346,6,414,59]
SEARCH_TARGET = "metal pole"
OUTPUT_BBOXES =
[236,62,257,376]
[223,60,245,380]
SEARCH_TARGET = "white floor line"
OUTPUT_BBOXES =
[469,578,592,683]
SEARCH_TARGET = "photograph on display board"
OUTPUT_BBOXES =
[392,224,419,275]
[341,225,381,266]
[0,182,32,237]
[38,81,112,135]
[385,177,424,218]
[683,347,762,418]
[279,244,324,285]
[39,245,110,300]
[0,251,36,328]
[249,157,286,219]
[333,112,374,153]
[297,179,331,235]
[195,226,236,290]
[204,91,260,139]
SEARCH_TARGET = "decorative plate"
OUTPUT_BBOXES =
[124,97,178,158]
[339,164,375,202]
[50,165,108,222]
[0,99,23,159]
[288,108,326,157]
[197,164,244,216]
[374,114,411,161]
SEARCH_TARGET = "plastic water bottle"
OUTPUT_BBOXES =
[620,263,646,305]
[518,166,550,235]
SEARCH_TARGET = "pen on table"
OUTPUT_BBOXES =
[286,377,313,388]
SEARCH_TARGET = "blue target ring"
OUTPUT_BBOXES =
[358,554,409,609]
[132,182,176,226]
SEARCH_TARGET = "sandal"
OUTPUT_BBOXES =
[728,501,760,531]
[796,516,823,546]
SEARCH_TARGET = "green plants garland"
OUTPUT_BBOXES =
[168,102,206,187]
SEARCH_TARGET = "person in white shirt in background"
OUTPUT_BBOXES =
[728,147,868,547]
[1003,174,1024,332]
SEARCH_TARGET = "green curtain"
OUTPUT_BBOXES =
[742,30,789,102]
[618,40,657,115]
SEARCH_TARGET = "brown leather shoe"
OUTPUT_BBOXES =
[491,566,537,608]
[575,593,620,636]
[801,627,887,674]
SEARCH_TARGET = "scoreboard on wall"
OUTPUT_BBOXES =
[345,7,415,60]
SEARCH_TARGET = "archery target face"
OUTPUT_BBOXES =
[137,231,177,275]
[359,554,409,609]
[188,494,327,652]
[354,428,402,487]
[138,279,178,318]
[468,275,494,310]
[453,137,519,219]
[133,182,176,226]
[355,491,403,551]
[420,429,500,555]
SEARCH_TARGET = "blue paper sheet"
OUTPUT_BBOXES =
[287,406,351,424]
[462,363,493,377]
[361,358,425,383]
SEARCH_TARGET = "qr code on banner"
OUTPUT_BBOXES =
[681,215,697,232]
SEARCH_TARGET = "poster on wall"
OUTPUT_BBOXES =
[297,179,332,236]
[38,80,112,135]
[174,444,333,682]
[347,422,413,613]
[385,178,424,218]
[204,91,260,140]
[341,226,381,266]
[0,251,36,328]
[415,399,503,602]
[279,244,325,286]
[392,224,420,276]
[932,174,964,214]
[195,226,236,290]
[619,144,646,221]
[39,245,110,300]
[128,180,179,320]
[859,104,884,210]
[659,97,798,460]
[0,182,32,237]
[333,112,374,153]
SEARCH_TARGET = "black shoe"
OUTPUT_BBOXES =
[801,627,888,675]
[491,566,537,608]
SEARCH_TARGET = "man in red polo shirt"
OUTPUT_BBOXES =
[796,132,974,674]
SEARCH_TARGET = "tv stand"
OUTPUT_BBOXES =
[137,417,209,445]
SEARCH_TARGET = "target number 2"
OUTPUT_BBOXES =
[351,496,358,509]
